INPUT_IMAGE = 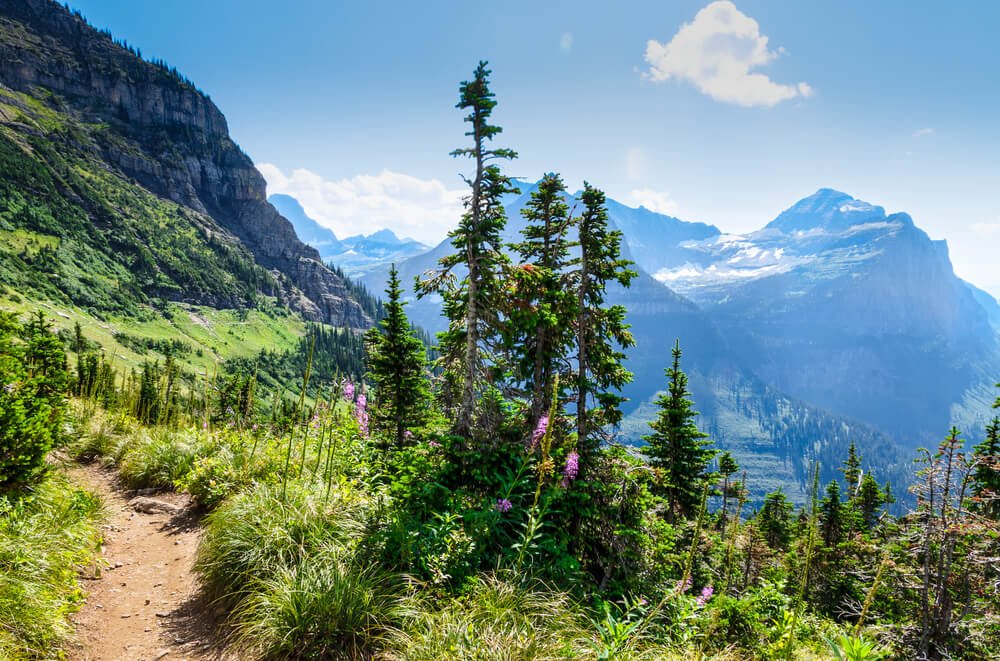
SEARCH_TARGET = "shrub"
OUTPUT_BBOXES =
[0,312,69,492]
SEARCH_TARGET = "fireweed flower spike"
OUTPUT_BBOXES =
[355,393,369,436]
[529,414,548,450]
[343,379,355,403]
[495,498,513,513]
[696,585,714,607]
[560,450,579,488]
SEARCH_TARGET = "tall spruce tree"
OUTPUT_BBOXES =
[366,265,431,450]
[508,173,577,424]
[571,183,636,474]
[856,471,887,529]
[840,441,862,497]
[416,61,518,438]
[972,408,1000,519]
[718,451,740,532]
[757,489,794,550]
[644,339,716,520]
[819,480,845,547]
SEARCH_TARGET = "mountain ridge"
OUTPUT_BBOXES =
[0,0,368,327]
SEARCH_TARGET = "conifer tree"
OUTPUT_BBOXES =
[758,489,794,550]
[644,339,716,520]
[571,183,636,473]
[718,451,740,532]
[416,61,518,438]
[841,441,862,497]
[508,173,577,424]
[819,480,845,547]
[972,414,1000,519]
[366,265,431,450]
[856,471,886,529]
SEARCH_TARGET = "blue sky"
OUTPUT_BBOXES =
[69,1,1000,296]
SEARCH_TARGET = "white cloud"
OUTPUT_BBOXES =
[560,32,573,53]
[912,127,934,138]
[258,164,463,245]
[643,1,813,108]
[629,188,680,216]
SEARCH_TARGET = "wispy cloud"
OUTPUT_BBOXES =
[642,1,812,108]
[560,32,573,53]
[912,127,934,138]
[629,188,679,216]
[258,164,463,245]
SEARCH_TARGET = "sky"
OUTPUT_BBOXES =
[67,0,1000,297]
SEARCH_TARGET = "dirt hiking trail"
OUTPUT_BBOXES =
[67,464,237,661]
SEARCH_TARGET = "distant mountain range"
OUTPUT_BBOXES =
[358,181,1000,501]
[269,194,429,278]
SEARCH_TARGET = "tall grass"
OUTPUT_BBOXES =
[384,574,595,660]
[0,473,102,659]
[233,546,404,659]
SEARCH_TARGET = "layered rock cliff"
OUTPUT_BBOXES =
[0,0,367,327]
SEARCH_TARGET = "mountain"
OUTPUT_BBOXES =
[0,0,368,328]
[653,189,1000,446]
[363,182,914,501]
[269,193,342,252]
[267,194,429,277]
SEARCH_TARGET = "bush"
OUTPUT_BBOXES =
[0,312,69,492]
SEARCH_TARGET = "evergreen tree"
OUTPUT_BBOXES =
[571,183,636,473]
[972,415,1000,519]
[819,480,845,547]
[508,173,577,424]
[758,489,794,550]
[718,451,740,532]
[840,441,862,497]
[416,61,518,438]
[644,339,716,520]
[366,265,432,450]
[856,471,886,529]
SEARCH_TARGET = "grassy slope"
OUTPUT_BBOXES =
[0,85,314,372]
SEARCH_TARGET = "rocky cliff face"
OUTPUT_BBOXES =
[0,0,367,327]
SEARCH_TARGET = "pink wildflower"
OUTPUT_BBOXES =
[343,379,355,402]
[495,498,513,513]
[529,414,548,450]
[560,450,579,487]
[696,585,714,607]
[355,393,368,436]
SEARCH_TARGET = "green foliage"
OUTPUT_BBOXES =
[231,548,404,659]
[0,473,102,658]
[572,183,637,470]
[365,265,432,449]
[0,312,69,492]
[644,340,716,520]
[0,107,278,316]
[507,173,578,424]
[416,60,519,437]
[386,575,593,660]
